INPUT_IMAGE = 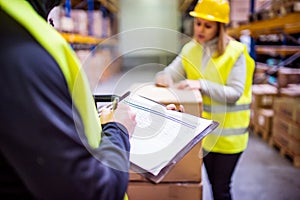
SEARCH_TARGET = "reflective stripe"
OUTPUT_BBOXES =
[211,127,249,136]
[203,103,251,113]
[182,39,254,153]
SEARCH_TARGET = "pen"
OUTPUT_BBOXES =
[98,98,118,116]
[98,91,130,116]
[111,97,119,110]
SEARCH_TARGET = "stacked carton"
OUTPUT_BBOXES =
[276,68,300,90]
[251,84,277,141]
[270,68,300,168]
[48,6,120,82]
[253,62,271,84]
[127,84,203,200]
[230,0,251,27]
[271,90,300,168]
[49,7,112,37]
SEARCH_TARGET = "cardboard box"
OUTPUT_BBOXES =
[252,84,277,109]
[129,142,202,182]
[130,84,202,117]
[253,108,274,141]
[127,182,202,200]
[274,96,300,126]
[272,123,300,155]
[254,63,270,84]
[230,0,250,23]
[256,108,274,132]
[280,84,300,98]
[273,114,300,141]
[277,68,300,89]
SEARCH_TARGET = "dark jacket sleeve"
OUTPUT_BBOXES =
[0,11,129,200]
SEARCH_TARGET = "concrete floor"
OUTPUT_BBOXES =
[94,66,300,200]
[203,132,300,200]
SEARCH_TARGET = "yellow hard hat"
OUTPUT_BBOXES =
[189,0,230,24]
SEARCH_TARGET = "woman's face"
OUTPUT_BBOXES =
[193,18,218,44]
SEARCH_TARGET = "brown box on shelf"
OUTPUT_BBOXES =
[253,108,274,140]
[277,68,300,89]
[280,84,300,98]
[253,62,270,84]
[255,62,270,74]
[272,123,300,155]
[129,142,202,183]
[273,114,300,141]
[256,108,274,131]
[252,84,278,109]
[230,0,250,23]
[92,11,103,38]
[71,9,88,36]
[127,182,202,200]
[273,96,300,126]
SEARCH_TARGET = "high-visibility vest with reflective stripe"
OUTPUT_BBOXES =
[1,1,129,199]
[1,0,101,148]
[181,40,255,154]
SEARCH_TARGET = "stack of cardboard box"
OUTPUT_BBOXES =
[270,68,300,168]
[251,84,277,141]
[271,89,300,168]
[127,84,204,200]
[48,5,120,83]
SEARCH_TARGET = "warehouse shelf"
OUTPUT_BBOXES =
[255,45,300,57]
[60,32,104,44]
[59,0,119,47]
[227,13,300,39]
[60,32,118,51]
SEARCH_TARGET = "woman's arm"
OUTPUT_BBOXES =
[155,55,186,87]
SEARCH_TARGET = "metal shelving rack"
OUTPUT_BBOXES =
[60,0,119,47]
[227,12,300,57]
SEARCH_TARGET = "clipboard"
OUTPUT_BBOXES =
[94,92,218,184]
[122,94,219,184]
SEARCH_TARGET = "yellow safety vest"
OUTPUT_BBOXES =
[1,1,128,199]
[181,40,255,154]
[0,0,101,148]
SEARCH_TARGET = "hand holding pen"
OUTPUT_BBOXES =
[99,92,136,138]
[97,91,131,116]
[98,97,119,117]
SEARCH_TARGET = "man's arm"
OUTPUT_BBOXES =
[0,13,129,200]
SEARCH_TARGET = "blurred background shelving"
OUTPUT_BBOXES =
[227,12,300,38]
[51,0,300,81]
[49,0,121,85]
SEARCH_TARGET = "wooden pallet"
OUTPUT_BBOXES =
[253,125,271,142]
[269,136,300,168]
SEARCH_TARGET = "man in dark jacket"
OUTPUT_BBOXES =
[0,0,136,199]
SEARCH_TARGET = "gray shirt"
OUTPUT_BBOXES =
[157,38,246,104]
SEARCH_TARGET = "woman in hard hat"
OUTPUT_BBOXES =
[155,0,255,199]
